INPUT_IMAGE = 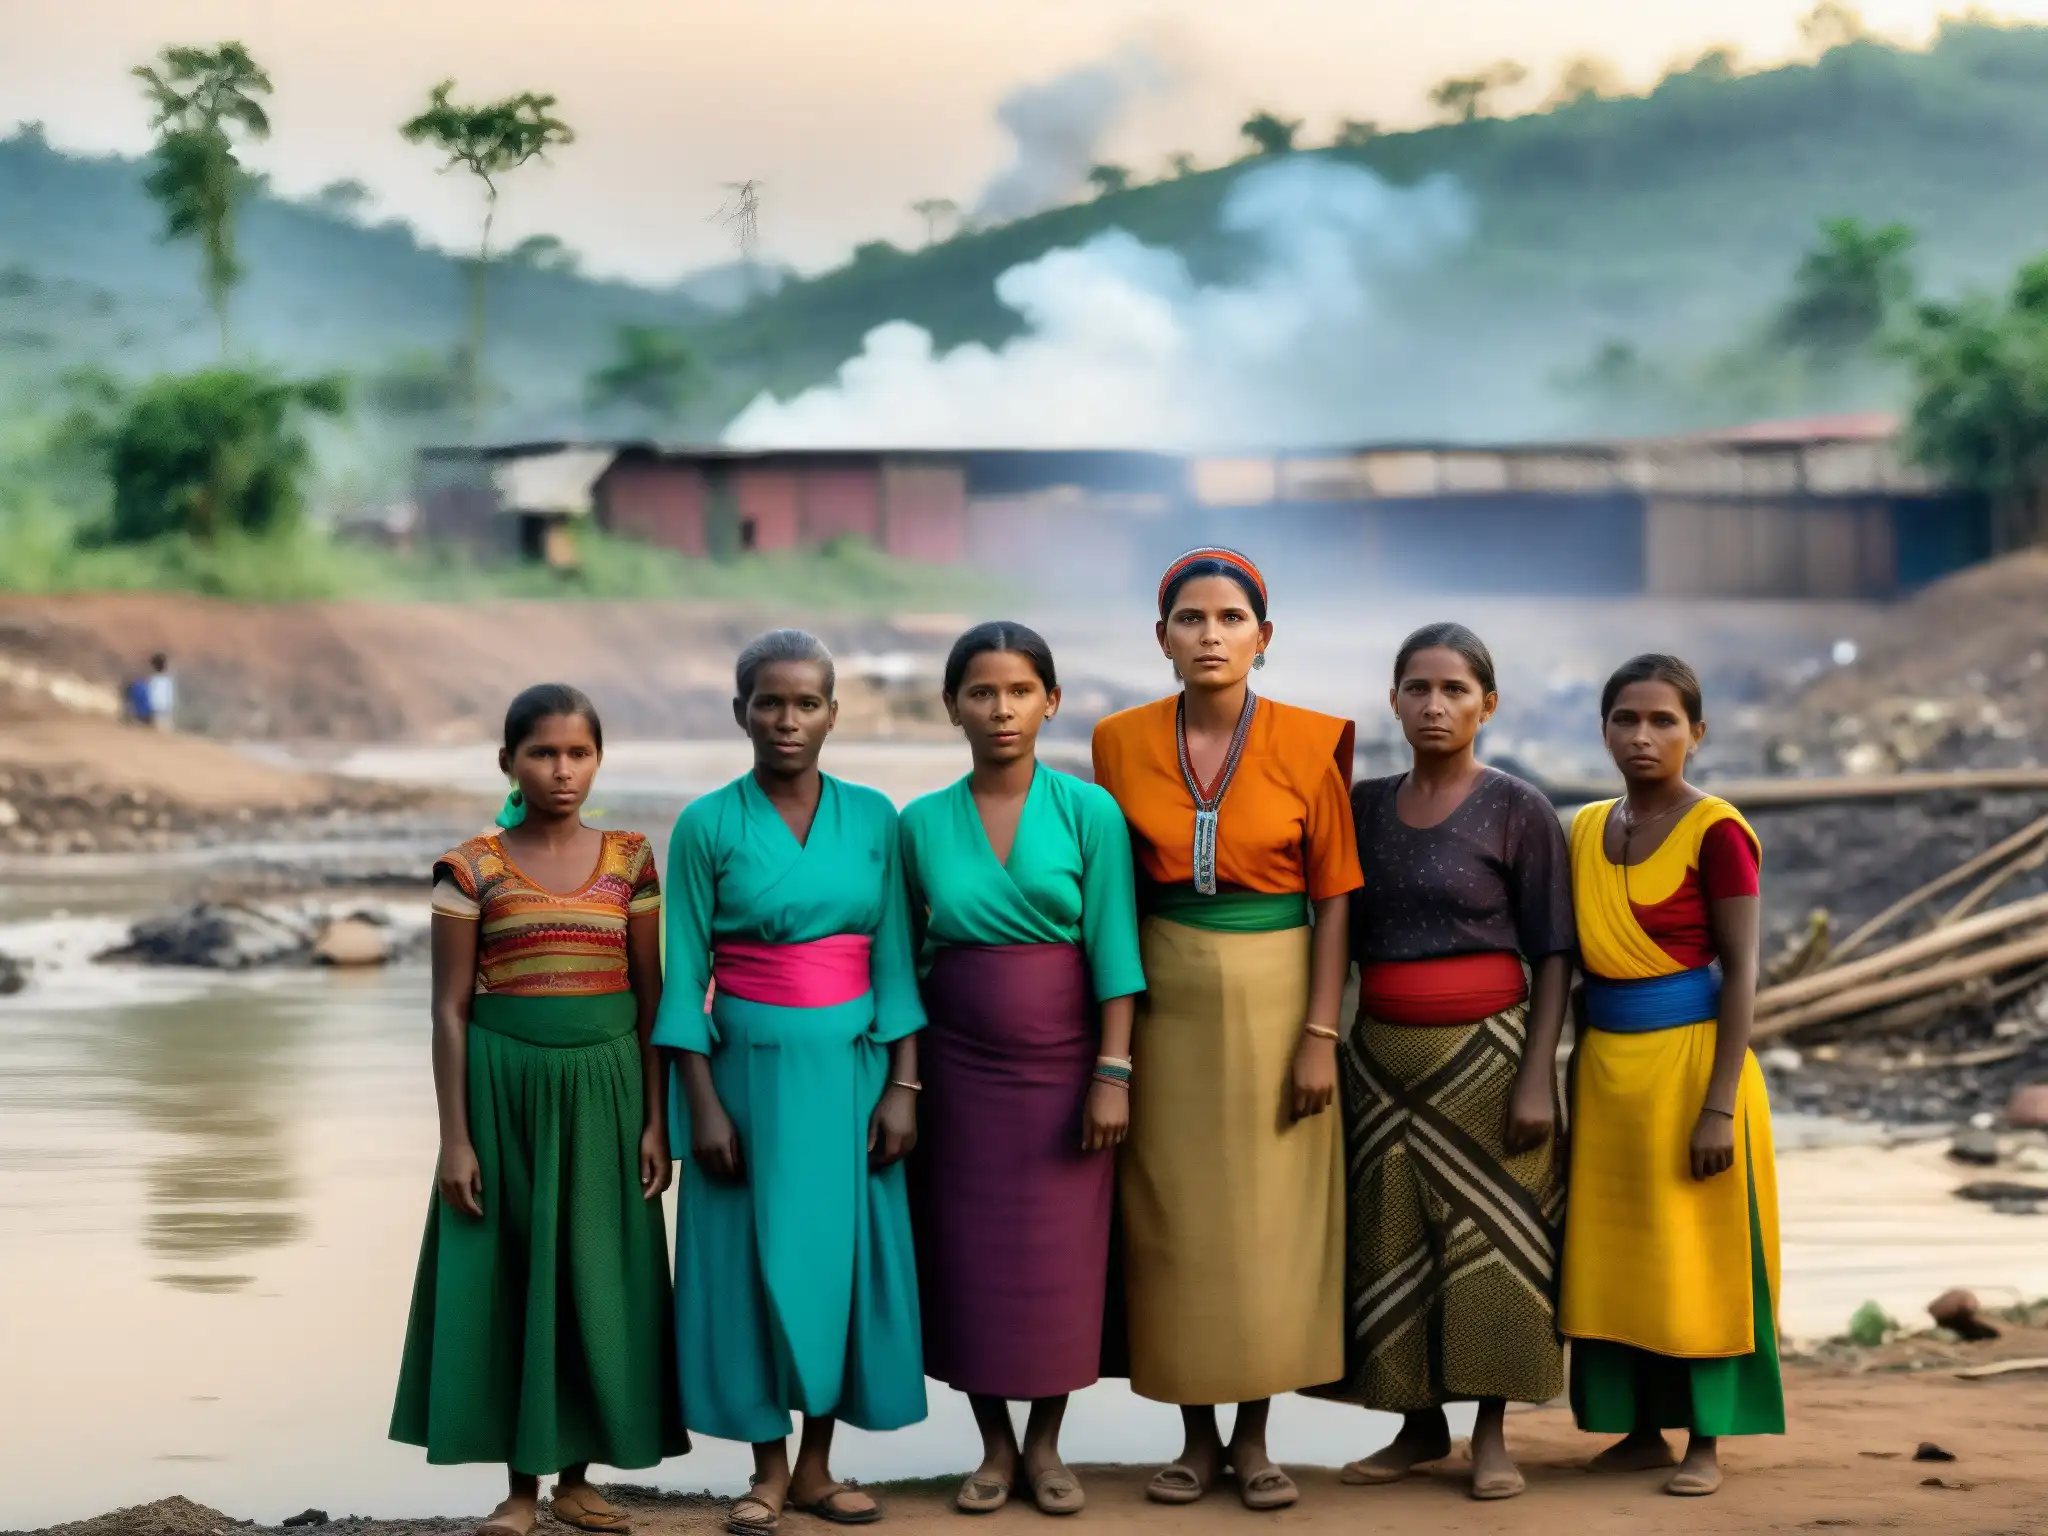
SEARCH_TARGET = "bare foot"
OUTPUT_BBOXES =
[1666,1437,1722,1497]
[1590,1429,1679,1472]
[1342,1413,1455,1485]
[1469,1438,1526,1500]
[476,1495,537,1536]
[550,1481,631,1533]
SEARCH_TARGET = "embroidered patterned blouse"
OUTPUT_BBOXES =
[431,830,661,996]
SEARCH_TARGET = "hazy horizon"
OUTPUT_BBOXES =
[9,0,2046,284]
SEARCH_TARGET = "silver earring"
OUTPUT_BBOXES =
[1253,652,1267,671]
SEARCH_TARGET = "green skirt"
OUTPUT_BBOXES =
[1568,1159,1784,1437]
[390,992,687,1472]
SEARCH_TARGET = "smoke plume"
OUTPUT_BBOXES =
[971,46,1172,226]
[724,159,1475,451]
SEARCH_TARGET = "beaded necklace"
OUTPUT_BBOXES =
[1176,689,1258,896]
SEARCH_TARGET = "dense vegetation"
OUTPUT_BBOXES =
[10,13,2048,597]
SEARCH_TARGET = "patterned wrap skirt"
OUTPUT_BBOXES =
[1314,1001,1566,1411]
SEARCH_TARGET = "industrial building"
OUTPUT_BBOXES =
[415,415,1994,599]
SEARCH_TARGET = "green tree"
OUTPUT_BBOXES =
[1086,163,1132,198]
[105,369,346,543]
[132,43,274,354]
[586,326,695,419]
[1165,150,1200,179]
[506,233,581,275]
[401,80,575,419]
[1800,2,1871,53]
[1900,257,2048,549]
[1548,55,1623,107]
[1239,110,1302,156]
[910,197,959,246]
[1331,118,1380,150]
[1776,217,1917,360]
[364,349,466,418]
[1429,60,1528,124]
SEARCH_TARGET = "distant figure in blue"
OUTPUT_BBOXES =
[126,652,175,730]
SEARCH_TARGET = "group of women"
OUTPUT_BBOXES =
[389,545,1784,1536]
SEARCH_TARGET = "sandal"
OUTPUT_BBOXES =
[726,1490,781,1535]
[1340,1456,1415,1486]
[476,1500,535,1536]
[793,1484,882,1526]
[1237,1466,1299,1511]
[955,1474,1010,1514]
[1031,1468,1085,1516]
[1146,1463,1210,1505]
[549,1486,631,1533]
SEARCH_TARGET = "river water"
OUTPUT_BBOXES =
[3,744,2046,1530]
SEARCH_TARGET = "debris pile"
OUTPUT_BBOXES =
[1748,794,2048,1125]
[95,901,429,972]
[1767,551,2048,778]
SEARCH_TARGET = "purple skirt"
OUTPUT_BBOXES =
[915,942,1112,1400]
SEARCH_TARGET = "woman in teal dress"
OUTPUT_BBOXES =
[900,622,1145,1517]
[656,629,927,1534]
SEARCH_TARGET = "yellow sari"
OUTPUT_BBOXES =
[1561,797,1780,1363]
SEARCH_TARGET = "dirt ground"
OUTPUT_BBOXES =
[28,1364,2047,1536]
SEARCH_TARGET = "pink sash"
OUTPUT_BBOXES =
[708,934,873,1010]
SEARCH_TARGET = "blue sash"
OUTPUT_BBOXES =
[1583,966,1720,1033]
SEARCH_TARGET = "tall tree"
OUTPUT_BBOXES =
[401,80,575,420]
[1429,60,1528,123]
[1776,217,1917,360]
[1901,258,2048,550]
[586,326,695,420]
[910,197,959,247]
[1086,163,1132,198]
[1239,110,1302,157]
[132,43,274,355]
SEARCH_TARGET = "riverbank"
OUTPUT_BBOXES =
[23,1356,2048,1536]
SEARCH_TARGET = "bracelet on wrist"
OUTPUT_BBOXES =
[1701,1105,1734,1119]
[1096,1054,1133,1067]
[889,1079,923,1093]
[1091,1069,1132,1090]
[1302,1024,1340,1042]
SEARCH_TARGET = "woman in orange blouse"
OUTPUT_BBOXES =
[391,685,685,1536]
[1091,548,1363,1512]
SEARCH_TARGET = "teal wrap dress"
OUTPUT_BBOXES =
[655,772,929,1444]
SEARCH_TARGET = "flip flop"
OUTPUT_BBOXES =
[1031,1468,1086,1516]
[1666,1465,1722,1497]
[954,1474,1010,1514]
[549,1486,631,1533]
[1237,1466,1299,1511]
[1470,1467,1527,1501]
[1146,1463,1210,1505]
[725,1491,781,1535]
[475,1499,535,1536]
[1340,1456,1415,1486]
[793,1484,882,1526]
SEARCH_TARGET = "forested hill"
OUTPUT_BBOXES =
[10,19,2048,443]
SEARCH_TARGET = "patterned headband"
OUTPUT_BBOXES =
[1157,546,1269,616]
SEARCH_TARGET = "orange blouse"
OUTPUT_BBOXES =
[1090,695,1364,901]
[433,830,660,996]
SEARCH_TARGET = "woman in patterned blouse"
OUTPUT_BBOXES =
[390,684,686,1536]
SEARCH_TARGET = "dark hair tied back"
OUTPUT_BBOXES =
[503,682,603,754]
[1600,653,1704,724]
[1393,622,1496,695]
[944,620,1058,697]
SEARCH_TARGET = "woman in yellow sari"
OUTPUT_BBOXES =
[1561,653,1783,1498]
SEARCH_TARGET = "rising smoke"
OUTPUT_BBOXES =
[723,158,1475,451]
[971,46,1173,226]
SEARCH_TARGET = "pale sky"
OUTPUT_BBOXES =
[8,0,2046,281]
